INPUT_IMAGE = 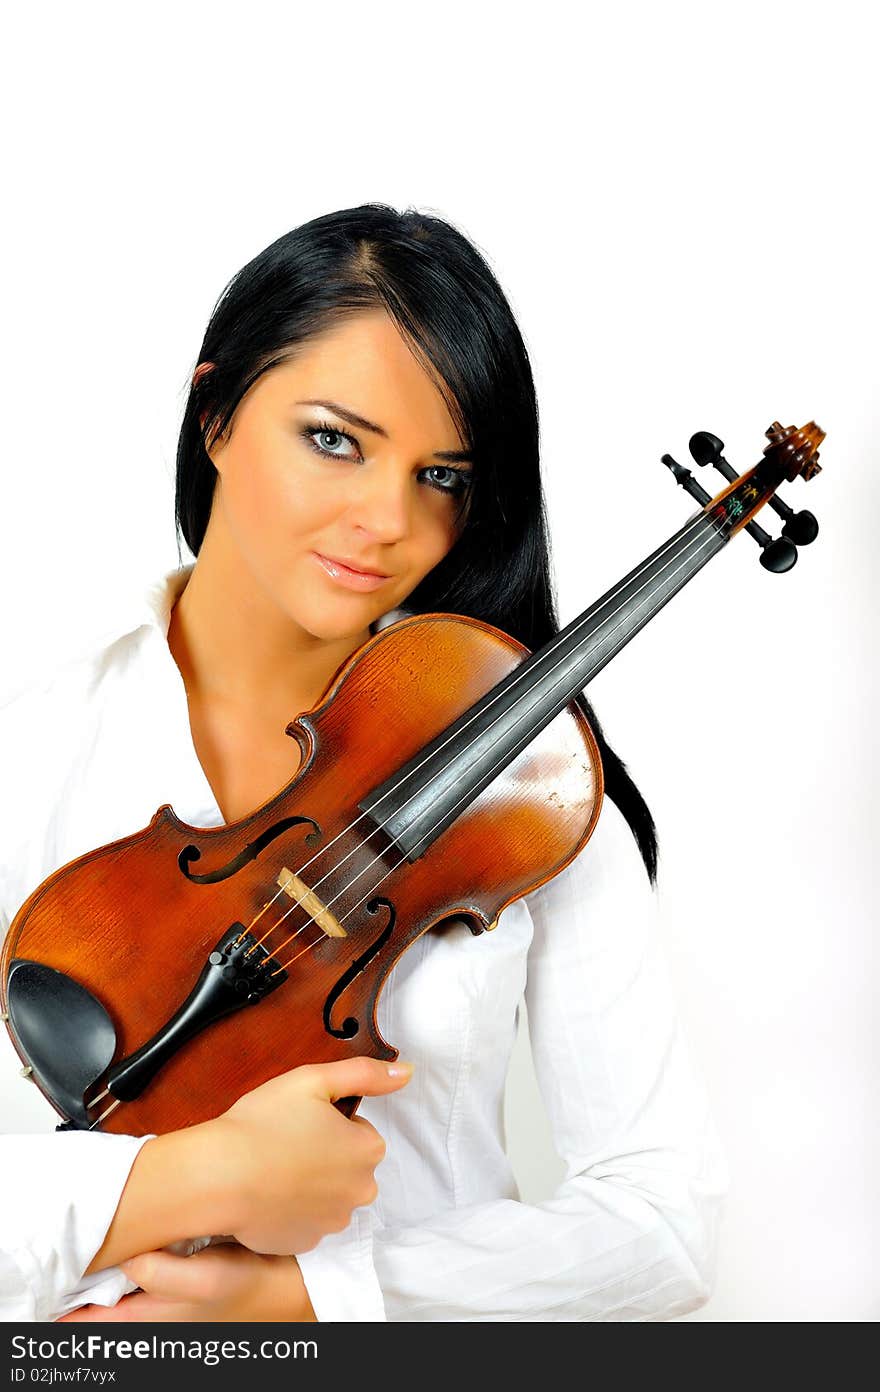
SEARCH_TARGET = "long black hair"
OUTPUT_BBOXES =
[175,204,658,884]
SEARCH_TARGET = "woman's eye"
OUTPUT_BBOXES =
[423,465,471,494]
[305,426,360,459]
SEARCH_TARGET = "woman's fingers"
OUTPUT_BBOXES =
[57,1291,167,1323]
[299,1055,414,1102]
[121,1245,253,1303]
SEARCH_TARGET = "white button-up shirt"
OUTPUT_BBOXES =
[0,565,727,1322]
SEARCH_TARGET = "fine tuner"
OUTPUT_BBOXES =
[663,421,821,573]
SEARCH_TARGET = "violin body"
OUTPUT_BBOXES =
[0,612,602,1135]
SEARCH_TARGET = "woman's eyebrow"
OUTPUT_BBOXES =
[296,398,474,463]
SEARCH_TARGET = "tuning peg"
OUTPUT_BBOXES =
[688,432,726,466]
[661,453,713,507]
[689,431,819,545]
[757,535,798,572]
[778,504,819,546]
[663,452,797,571]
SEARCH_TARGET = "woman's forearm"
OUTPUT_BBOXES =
[84,1123,227,1275]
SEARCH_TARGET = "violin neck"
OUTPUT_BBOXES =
[359,507,729,860]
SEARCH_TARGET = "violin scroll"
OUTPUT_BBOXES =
[763,420,824,481]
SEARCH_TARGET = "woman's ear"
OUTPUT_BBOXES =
[192,361,219,453]
[192,360,216,389]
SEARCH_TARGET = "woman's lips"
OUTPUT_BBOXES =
[312,552,391,593]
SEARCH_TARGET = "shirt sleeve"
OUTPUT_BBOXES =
[0,888,154,1324]
[0,1132,156,1322]
[301,796,729,1322]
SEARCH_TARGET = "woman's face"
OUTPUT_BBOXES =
[198,309,472,642]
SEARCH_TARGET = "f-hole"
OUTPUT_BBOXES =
[178,815,321,885]
[324,898,395,1039]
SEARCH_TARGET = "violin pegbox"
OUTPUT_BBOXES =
[662,420,824,573]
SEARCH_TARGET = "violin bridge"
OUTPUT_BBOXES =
[277,867,348,938]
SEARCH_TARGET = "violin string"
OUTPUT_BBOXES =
[240,506,726,958]
[87,507,730,1129]
[263,514,730,972]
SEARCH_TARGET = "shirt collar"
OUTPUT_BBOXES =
[141,562,195,638]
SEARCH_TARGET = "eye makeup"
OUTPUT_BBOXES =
[299,418,473,497]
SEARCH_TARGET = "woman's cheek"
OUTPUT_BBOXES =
[422,511,459,573]
[280,460,349,539]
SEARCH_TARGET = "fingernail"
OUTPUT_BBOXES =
[386,1061,414,1077]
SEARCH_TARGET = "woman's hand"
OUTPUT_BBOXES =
[86,1055,413,1275]
[210,1056,412,1255]
[58,1244,317,1323]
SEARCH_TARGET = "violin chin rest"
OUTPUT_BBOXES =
[6,959,117,1130]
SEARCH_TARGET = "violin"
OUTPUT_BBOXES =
[0,421,825,1137]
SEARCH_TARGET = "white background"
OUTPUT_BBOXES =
[1,1,876,1321]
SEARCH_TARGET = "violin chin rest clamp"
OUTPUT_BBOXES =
[5,959,117,1130]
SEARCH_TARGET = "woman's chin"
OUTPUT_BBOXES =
[287,601,381,647]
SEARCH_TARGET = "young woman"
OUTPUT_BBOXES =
[0,204,727,1323]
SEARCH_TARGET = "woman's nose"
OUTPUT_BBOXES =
[347,459,412,543]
